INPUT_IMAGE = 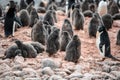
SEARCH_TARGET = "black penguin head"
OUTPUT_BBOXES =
[9,0,15,8]
[62,31,69,37]
[97,25,106,33]
[15,40,23,46]
[73,35,79,41]
[64,19,70,24]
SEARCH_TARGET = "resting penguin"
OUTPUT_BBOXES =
[4,1,22,37]
[65,35,81,63]
[30,42,45,54]
[72,8,84,30]
[15,40,37,58]
[116,30,120,45]
[46,28,60,56]
[2,45,22,60]
[43,10,57,26]
[96,25,120,61]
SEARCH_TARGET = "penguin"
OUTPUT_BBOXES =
[89,3,96,13]
[26,0,35,5]
[15,40,37,58]
[96,25,120,61]
[43,10,57,26]
[31,20,46,45]
[4,1,22,37]
[82,0,89,12]
[2,45,21,60]
[20,0,28,10]
[88,13,100,38]
[72,8,84,30]
[0,5,2,17]
[62,19,73,37]
[60,31,71,51]
[108,0,119,16]
[65,35,81,63]
[102,14,113,30]
[46,28,60,56]
[83,10,93,17]
[30,8,39,27]
[97,0,107,16]
[112,13,120,20]
[19,9,30,27]
[116,30,120,45]
[26,1,34,14]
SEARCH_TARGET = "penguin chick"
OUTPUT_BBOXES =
[65,35,81,63]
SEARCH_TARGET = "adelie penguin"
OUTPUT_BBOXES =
[88,13,100,38]
[96,25,120,61]
[102,14,113,30]
[116,30,120,45]
[46,28,60,56]
[43,10,57,26]
[72,8,84,30]
[62,19,73,38]
[4,0,22,37]
[60,31,71,51]
[20,0,28,10]
[65,35,81,63]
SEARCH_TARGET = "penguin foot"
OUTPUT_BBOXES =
[97,58,106,62]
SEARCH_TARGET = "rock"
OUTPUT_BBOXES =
[56,10,65,16]
[41,58,60,69]
[0,63,11,74]
[13,71,24,77]
[66,71,83,79]
[55,71,67,78]
[12,64,23,71]
[24,78,41,80]
[22,68,38,78]
[2,76,23,80]
[41,74,50,80]
[41,67,54,76]
[74,64,83,72]
[110,71,120,80]
[49,75,63,80]
[0,71,14,78]
[111,66,120,71]
[14,56,24,64]
[102,65,111,73]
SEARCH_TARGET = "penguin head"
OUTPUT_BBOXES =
[97,25,106,33]
[73,35,79,41]
[62,31,69,37]
[15,40,23,46]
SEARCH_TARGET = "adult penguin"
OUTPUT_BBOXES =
[4,0,22,37]
[96,25,120,61]
[26,0,35,5]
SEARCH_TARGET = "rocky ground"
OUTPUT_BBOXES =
[0,13,120,80]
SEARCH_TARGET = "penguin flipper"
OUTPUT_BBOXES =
[14,16,23,27]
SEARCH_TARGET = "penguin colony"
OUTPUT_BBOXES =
[0,0,120,63]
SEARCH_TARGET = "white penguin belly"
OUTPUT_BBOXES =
[96,34,105,57]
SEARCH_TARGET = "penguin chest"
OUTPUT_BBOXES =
[96,32,105,57]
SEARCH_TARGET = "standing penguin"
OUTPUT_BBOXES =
[96,25,120,61]
[102,14,113,30]
[72,8,84,30]
[30,8,39,27]
[97,0,107,16]
[0,4,2,17]
[4,1,22,37]
[20,0,28,10]
[46,28,60,56]
[65,35,81,63]
[88,13,100,38]
[116,30,120,45]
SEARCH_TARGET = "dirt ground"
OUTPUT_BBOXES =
[0,13,120,79]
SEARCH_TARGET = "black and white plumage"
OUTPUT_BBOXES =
[65,35,81,63]
[20,0,28,10]
[96,25,120,61]
[4,1,22,37]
